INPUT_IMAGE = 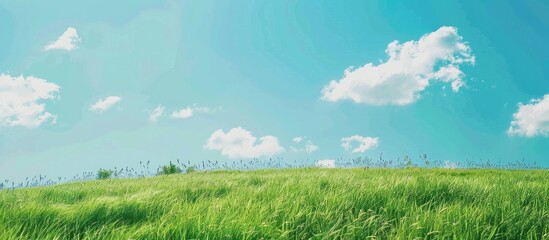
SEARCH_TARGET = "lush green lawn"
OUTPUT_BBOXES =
[0,168,547,239]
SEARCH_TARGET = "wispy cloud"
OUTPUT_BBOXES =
[341,135,379,153]
[149,105,165,123]
[171,105,220,120]
[321,26,475,105]
[290,136,319,154]
[305,143,319,153]
[44,27,81,51]
[205,127,284,158]
[89,96,121,112]
[0,74,60,128]
[292,137,303,143]
[507,94,549,137]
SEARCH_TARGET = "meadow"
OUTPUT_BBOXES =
[0,167,547,239]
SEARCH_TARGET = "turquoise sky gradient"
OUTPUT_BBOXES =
[1,0,548,181]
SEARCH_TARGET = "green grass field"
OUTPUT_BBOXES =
[0,168,548,239]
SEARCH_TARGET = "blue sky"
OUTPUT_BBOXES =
[1,0,548,181]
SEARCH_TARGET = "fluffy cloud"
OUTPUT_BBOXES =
[316,159,336,168]
[507,94,549,137]
[0,74,60,128]
[89,96,121,112]
[321,26,475,105]
[290,136,319,154]
[44,27,81,51]
[341,135,379,153]
[149,105,164,122]
[171,107,193,119]
[205,127,284,158]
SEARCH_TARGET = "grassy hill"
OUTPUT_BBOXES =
[0,168,548,239]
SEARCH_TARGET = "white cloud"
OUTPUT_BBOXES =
[507,94,549,137]
[290,136,319,154]
[443,160,458,169]
[292,136,304,143]
[316,159,336,168]
[321,26,475,105]
[305,143,319,153]
[44,27,81,51]
[171,105,219,120]
[149,105,164,122]
[89,96,121,112]
[205,127,284,158]
[341,135,379,153]
[171,107,193,119]
[0,74,60,128]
